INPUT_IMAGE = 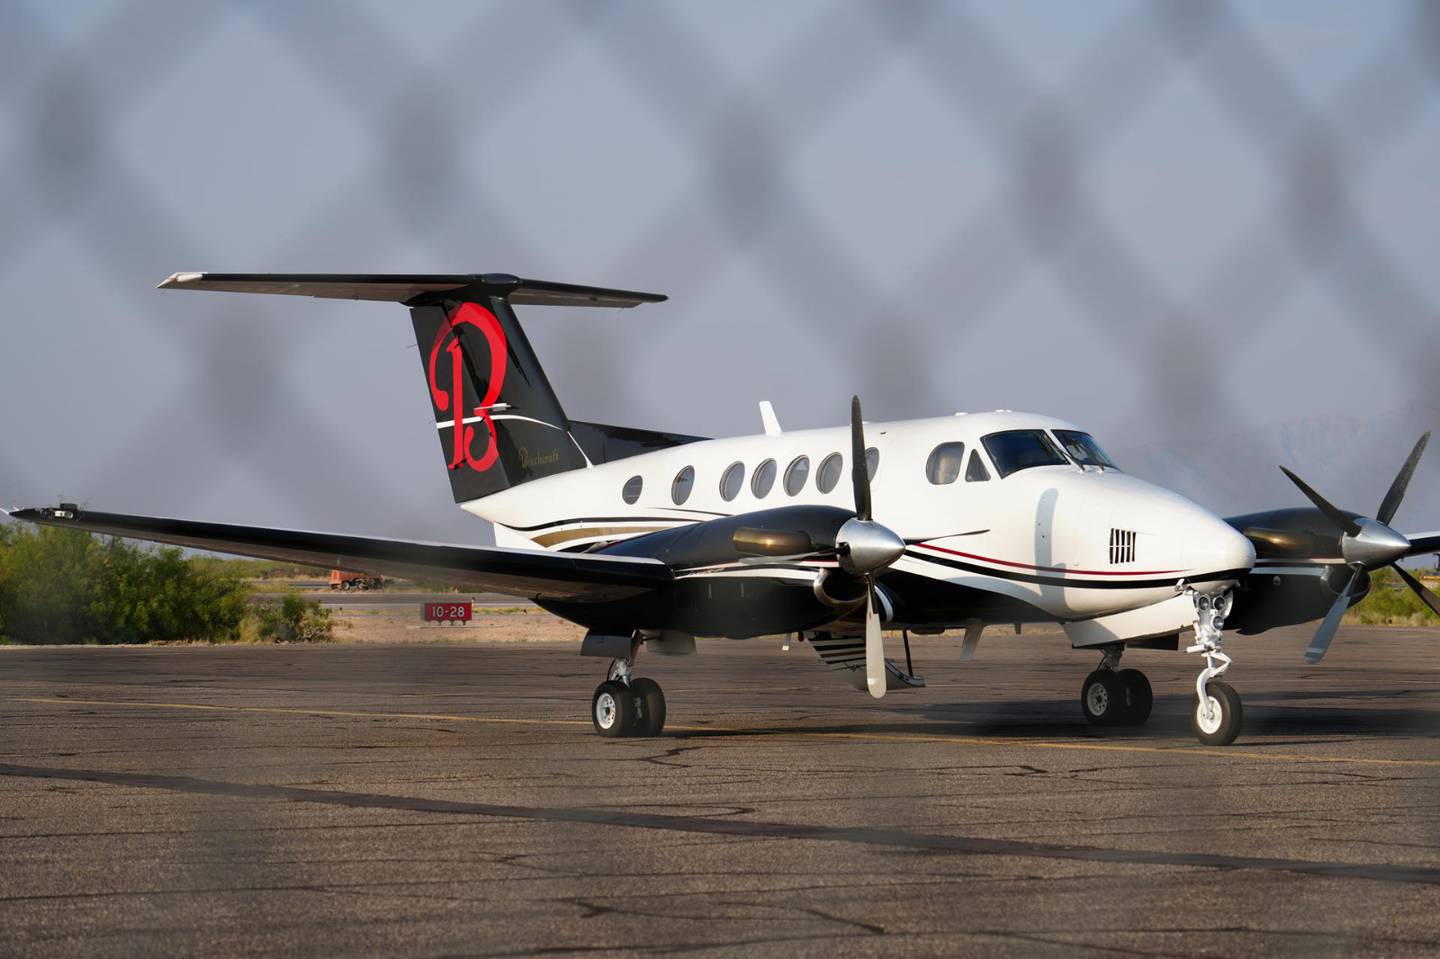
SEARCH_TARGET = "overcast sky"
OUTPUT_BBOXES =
[2,1,1438,544]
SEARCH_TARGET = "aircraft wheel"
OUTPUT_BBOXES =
[1116,669,1153,726]
[1081,670,1125,726]
[592,680,635,738]
[629,678,667,736]
[1192,680,1242,746]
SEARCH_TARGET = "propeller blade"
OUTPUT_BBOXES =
[1377,432,1431,526]
[1401,532,1440,559]
[1280,467,1362,537]
[1304,567,1362,664]
[851,395,871,522]
[1392,564,1440,618]
[864,579,886,699]
[733,527,816,556]
[904,530,989,545]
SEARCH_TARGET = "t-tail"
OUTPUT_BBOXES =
[158,272,704,503]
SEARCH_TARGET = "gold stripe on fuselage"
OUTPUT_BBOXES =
[531,525,674,548]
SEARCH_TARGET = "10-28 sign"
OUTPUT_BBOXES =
[423,601,472,623]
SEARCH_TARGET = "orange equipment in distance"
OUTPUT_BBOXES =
[330,569,384,591]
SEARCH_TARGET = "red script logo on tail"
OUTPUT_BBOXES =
[427,303,507,472]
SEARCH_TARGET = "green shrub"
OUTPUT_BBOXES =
[0,525,250,644]
[1345,567,1440,627]
[249,593,334,643]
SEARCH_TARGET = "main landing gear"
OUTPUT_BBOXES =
[591,650,667,738]
[1075,589,1243,746]
[1079,647,1153,727]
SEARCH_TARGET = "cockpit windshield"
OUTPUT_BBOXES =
[1053,430,1119,470]
[981,430,1070,478]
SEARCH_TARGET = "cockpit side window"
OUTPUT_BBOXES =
[1053,430,1119,470]
[981,430,1069,478]
[965,450,991,482]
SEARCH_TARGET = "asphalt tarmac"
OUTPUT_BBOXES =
[7,625,1440,956]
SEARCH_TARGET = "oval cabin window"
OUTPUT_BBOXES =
[925,442,965,485]
[783,456,810,496]
[622,475,643,504]
[865,447,879,480]
[719,461,745,502]
[671,466,695,505]
[816,453,844,493]
[752,458,777,498]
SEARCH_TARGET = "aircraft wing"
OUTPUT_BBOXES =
[3,505,671,602]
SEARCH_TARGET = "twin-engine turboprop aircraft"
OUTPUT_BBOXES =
[10,272,1440,746]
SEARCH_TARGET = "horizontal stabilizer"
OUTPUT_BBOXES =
[158,272,667,308]
[5,505,671,602]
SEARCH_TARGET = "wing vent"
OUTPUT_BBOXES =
[1109,528,1136,564]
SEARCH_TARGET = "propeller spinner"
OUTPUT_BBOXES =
[1269,432,1440,663]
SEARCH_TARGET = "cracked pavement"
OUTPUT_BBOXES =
[7,626,1440,956]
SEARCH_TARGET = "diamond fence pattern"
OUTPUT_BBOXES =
[2,1,1437,539]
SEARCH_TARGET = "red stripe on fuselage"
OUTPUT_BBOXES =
[914,542,1183,577]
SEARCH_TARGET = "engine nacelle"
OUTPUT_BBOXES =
[1226,565,1368,635]
[540,506,867,638]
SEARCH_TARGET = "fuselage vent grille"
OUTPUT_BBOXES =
[1109,528,1136,565]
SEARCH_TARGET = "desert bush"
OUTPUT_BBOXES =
[0,525,250,644]
[1345,567,1440,627]
[248,593,334,643]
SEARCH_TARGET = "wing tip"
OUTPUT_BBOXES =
[157,272,204,290]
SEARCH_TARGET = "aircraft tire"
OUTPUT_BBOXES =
[1192,680,1242,746]
[629,678,666,736]
[1116,669,1153,725]
[592,680,635,737]
[1081,670,1126,726]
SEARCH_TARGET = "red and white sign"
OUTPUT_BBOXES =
[423,601,472,624]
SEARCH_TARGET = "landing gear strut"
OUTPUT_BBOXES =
[590,643,667,738]
[1079,646,1152,727]
[1187,589,1242,746]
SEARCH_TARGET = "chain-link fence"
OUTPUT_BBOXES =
[2,1,1438,541]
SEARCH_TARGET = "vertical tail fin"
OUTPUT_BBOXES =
[157,272,670,502]
[410,294,587,501]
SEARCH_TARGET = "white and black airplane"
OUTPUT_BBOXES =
[9,272,1440,746]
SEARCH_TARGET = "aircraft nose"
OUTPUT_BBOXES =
[1184,518,1256,576]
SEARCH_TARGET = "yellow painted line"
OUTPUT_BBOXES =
[12,696,606,730]
[14,696,1440,768]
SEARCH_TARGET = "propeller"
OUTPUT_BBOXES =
[1275,432,1439,663]
[728,396,905,695]
[839,396,905,698]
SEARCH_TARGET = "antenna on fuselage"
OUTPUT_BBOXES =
[758,401,782,436]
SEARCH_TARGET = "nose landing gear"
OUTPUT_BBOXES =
[1187,590,1242,746]
[590,646,667,738]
